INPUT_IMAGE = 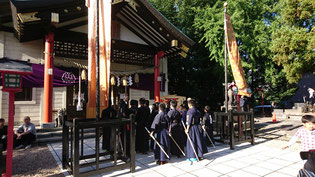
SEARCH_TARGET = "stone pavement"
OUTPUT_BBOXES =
[48,137,304,177]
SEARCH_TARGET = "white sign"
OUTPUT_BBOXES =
[48,68,53,75]
[62,72,76,83]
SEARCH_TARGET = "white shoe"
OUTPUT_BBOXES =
[24,145,32,149]
[15,145,25,150]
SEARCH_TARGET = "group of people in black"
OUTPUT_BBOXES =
[101,97,214,165]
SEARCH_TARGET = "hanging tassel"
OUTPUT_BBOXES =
[122,76,128,86]
[77,68,83,111]
[81,69,87,81]
[111,76,116,86]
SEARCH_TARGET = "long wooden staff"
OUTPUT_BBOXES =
[201,126,216,148]
[144,127,169,159]
[168,133,185,156]
[181,121,199,162]
[118,132,125,156]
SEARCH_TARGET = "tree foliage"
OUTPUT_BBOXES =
[271,0,315,84]
[148,0,314,108]
[149,0,225,109]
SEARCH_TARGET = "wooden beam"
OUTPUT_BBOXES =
[116,13,158,47]
[57,20,88,31]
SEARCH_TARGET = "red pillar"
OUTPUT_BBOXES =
[154,51,164,102]
[43,32,54,123]
[3,92,15,177]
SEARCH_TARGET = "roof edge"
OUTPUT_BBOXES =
[139,0,195,47]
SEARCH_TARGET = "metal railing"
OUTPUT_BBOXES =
[214,111,255,150]
[62,115,135,177]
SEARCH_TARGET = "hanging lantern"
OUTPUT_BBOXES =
[81,69,87,81]
[134,73,139,84]
[111,76,116,86]
[122,76,128,86]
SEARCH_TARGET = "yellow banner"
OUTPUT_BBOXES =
[225,13,251,97]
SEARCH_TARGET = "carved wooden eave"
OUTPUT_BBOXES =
[5,0,195,66]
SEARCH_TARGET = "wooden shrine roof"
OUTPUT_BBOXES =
[1,0,195,66]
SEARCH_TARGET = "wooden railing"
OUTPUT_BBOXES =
[62,115,135,177]
[213,111,255,150]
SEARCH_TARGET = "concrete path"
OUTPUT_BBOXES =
[48,137,303,177]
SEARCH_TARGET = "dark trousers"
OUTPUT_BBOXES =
[135,126,149,153]
[204,125,214,146]
[120,127,131,158]
[150,137,154,151]
[102,127,111,152]
[14,133,36,147]
[0,136,7,151]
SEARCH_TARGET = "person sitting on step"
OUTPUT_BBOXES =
[14,116,36,150]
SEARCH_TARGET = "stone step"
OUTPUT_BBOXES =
[36,127,62,133]
[37,132,96,145]
[36,128,96,139]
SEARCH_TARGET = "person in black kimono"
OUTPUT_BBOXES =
[135,98,150,154]
[118,99,128,118]
[124,99,138,157]
[117,98,132,158]
[149,102,159,151]
[180,104,188,147]
[202,106,215,146]
[144,100,150,111]
[150,103,170,165]
[129,100,138,115]
[185,99,208,161]
[168,100,185,157]
[101,105,117,152]
[0,118,7,151]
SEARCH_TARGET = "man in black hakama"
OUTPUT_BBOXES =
[101,105,117,152]
[135,98,150,154]
[185,99,208,161]
[149,102,159,151]
[168,100,185,157]
[129,100,138,115]
[124,100,138,157]
[202,105,215,146]
[150,103,170,165]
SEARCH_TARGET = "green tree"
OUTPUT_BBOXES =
[271,0,315,84]
[194,0,286,104]
[263,61,297,104]
[149,0,225,109]
[149,0,311,108]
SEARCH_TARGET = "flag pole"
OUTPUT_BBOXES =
[224,2,228,113]
[95,0,100,121]
[95,0,100,171]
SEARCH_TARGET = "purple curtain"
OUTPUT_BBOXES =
[0,64,79,88]
[1,65,166,90]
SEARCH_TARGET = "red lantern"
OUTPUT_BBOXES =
[0,58,32,177]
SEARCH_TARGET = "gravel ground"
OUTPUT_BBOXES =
[254,116,305,151]
[1,145,64,177]
[255,116,302,141]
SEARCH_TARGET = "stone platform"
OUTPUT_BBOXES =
[48,137,303,177]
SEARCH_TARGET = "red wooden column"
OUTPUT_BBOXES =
[154,51,164,102]
[3,92,15,177]
[43,32,54,123]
